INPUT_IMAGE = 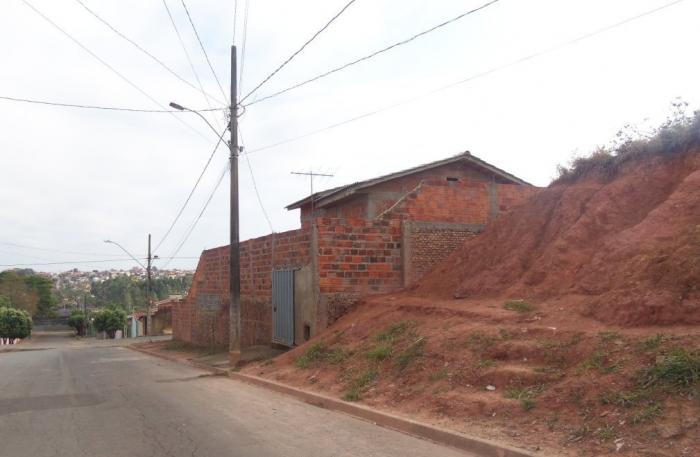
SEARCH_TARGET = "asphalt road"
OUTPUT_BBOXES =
[0,333,471,457]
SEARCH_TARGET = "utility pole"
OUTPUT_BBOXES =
[146,233,152,338]
[291,170,334,222]
[229,45,242,364]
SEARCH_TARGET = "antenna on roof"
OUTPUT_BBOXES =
[291,169,335,225]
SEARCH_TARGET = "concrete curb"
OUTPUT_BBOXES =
[128,345,229,376]
[128,345,537,457]
[228,372,537,457]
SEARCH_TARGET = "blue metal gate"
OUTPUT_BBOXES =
[272,269,295,346]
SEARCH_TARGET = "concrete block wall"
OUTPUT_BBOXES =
[402,221,482,285]
[173,229,311,349]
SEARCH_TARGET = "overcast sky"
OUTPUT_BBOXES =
[1,0,699,273]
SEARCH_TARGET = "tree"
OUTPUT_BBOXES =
[67,311,87,336]
[0,271,39,315]
[93,307,127,339]
[0,306,32,342]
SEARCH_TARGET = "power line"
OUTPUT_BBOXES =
[238,0,251,98]
[162,0,224,124]
[241,0,358,103]
[154,125,228,253]
[21,0,215,144]
[243,0,500,106]
[232,0,239,45]
[239,129,274,232]
[0,259,144,268]
[180,0,229,102]
[72,0,226,106]
[0,241,138,258]
[162,163,230,268]
[245,0,687,155]
[0,257,200,268]
[0,95,223,113]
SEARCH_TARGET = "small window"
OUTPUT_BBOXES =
[446,177,459,182]
[304,324,311,341]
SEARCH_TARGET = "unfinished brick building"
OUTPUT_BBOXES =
[172,152,537,349]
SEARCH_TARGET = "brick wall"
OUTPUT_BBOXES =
[315,217,403,327]
[173,229,310,348]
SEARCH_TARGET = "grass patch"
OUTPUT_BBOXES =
[521,398,536,411]
[375,320,416,344]
[342,369,378,402]
[631,404,663,424]
[295,342,349,369]
[599,390,647,408]
[577,351,621,374]
[366,343,392,362]
[429,368,449,382]
[503,299,535,313]
[396,337,426,370]
[598,331,621,342]
[464,332,497,354]
[637,334,666,351]
[639,348,700,389]
[476,359,497,369]
[596,425,616,441]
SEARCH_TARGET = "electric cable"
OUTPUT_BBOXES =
[241,0,358,102]
[243,0,500,106]
[245,0,686,154]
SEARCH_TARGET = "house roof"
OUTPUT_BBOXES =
[286,151,532,210]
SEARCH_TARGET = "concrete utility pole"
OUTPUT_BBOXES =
[291,170,334,222]
[146,233,153,338]
[229,45,242,364]
[168,47,241,362]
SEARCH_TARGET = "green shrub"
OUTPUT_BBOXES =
[0,306,32,340]
[67,311,86,336]
[92,307,127,338]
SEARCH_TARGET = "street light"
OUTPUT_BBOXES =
[104,237,154,339]
[169,102,228,144]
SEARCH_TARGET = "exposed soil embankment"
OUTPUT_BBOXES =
[417,149,700,326]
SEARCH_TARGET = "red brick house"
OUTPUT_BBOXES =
[172,152,537,350]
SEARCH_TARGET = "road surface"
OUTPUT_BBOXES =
[0,333,471,457]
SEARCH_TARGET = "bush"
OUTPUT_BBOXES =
[0,306,32,341]
[555,102,700,184]
[67,311,87,336]
[93,307,127,338]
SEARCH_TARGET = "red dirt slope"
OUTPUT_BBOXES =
[416,150,700,326]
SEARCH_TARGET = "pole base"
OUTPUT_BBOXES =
[229,350,242,366]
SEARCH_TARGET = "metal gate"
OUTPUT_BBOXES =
[272,269,295,346]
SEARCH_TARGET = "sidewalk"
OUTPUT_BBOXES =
[128,342,536,457]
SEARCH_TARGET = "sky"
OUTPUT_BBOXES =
[1,0,699,273]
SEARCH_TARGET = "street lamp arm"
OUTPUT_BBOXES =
[104,240,146,269]
[169,102,232,153]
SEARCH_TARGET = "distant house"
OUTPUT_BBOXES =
[173,152,538,350]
